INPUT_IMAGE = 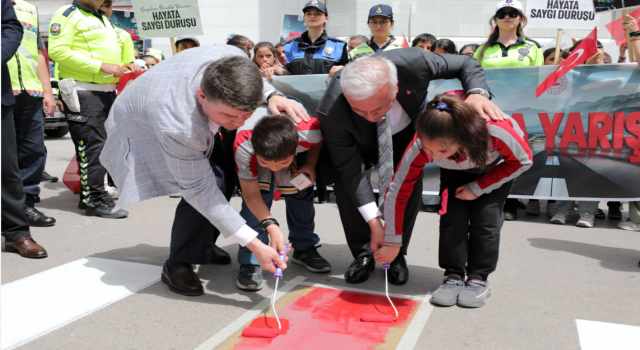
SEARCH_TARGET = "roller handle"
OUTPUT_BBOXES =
[382,263,390,270]
[274,245,288,279]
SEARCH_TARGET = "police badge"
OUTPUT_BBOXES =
[324,46,333,57]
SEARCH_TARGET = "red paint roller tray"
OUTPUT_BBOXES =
[361,314,395,323]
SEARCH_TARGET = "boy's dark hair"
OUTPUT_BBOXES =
[430,38,457,54]
[412,33,437,47]
[275,42,286,49]
[141,55,158,62]
[227,34,254,57]
[200,57,263,112]
[252,115,299,161]
[416,94,490,172]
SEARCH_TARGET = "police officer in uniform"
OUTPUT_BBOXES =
[284,0,348,77]
[49,0,138,218]
[349,4,403,61]
[7,0,56,227]
[99,0,136,67]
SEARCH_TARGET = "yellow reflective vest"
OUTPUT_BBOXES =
[349,37,403,61]
[7,0,44,97]
[48,2,122,84]
[113,24,135,64]
[146,48,163,62]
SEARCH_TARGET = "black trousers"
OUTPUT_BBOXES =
[438,168,513,278]
[62,90,115,207]
[169,130,237,265]
[2,105,31,242]
[329,124,421,259]
[13,93,46,199]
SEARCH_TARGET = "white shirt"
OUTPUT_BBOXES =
[358,100,412,222]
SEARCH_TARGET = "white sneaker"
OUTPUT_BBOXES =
[550,211,570,224]
[576,212,595,228]
[618,221,640,232]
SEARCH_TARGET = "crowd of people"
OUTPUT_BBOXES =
[2,0,639,310]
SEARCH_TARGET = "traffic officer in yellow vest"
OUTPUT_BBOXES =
[146,48,164,62]
[349,4,403,61]
[49,0,138,218]
[99,0,136,66]
[7,0,57,227]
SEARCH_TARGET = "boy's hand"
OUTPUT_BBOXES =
[266,223,287,255]
[245,238,288,274]
[369,217,385,253]
[455,186,475,200]
[295,163,317,188]
[373,245,401,265]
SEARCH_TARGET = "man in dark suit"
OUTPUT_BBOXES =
[317,48,504,285]
[2,0,48,258]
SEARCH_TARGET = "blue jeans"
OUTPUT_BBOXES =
[237,177,319,265]
[555,201,598,214]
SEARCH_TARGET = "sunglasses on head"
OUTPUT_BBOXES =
[496,10,520,19]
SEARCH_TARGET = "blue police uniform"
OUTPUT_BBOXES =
[284,31,348,75]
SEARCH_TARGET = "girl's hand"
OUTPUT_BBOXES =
[455,186,475,200]
[585,52,601,65]
[622,14,639,33]
[373,246,401,265]
[261,67,275,81]
[328,65,344,78]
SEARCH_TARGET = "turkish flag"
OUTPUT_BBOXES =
[605,7,640,46]
[401,35,409,48]
[117,70,145,96]
[535,27,598,98]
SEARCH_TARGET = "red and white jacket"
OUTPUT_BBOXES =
[233,106,323,195]
[382,117,533,246]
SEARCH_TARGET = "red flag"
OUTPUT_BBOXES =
[605,7,640,46]
[401,34,409,48]
[535,27,598,98]
[117,70,145,96]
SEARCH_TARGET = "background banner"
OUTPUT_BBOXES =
[593,0,640,12]
[280,14,307,43]
[527,0,600,29]
[272,64,640,201]
[131,0,202,39]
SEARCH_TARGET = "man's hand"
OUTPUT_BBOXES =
[43,93,56,116]
[466,93,506,121]
[295,163,317,188]
[123,62,141,74]
[373,246,401,265]
[56,100,64,113]
[369,217,385,253]
[268,95,310,123]
[101,62,125,77]
[266,223,287,255]
[454,185,475,200]
[245,238,289,274]
[328,65,344,78]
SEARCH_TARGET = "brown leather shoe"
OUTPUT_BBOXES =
[161,262,203,296]
[4,236,48,258]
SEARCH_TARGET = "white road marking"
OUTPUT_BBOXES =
[1,258,161,350]
[194,275,307,350]
[545,156,560,165]
[551,178,569,197]
[296,281,425,301]
[533,178,553,196]
[576,319,640,350]
[396,293,434,350]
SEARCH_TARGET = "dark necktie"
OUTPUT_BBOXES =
[377,115,393,211]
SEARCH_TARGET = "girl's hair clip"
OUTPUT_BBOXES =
[436,101,450,111]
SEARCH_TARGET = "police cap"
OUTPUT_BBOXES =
[303,0,328,15]
[368,4,393,19]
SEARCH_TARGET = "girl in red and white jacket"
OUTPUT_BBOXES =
[374,92,532,308]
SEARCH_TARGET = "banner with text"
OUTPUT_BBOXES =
[272,64,640,201]
[527,0,600,29]
[594,0,640,12]
[280,14,307,43]
[132,0,202,39]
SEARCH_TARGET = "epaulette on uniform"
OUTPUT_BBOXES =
[525,38,542,48]
[62,5,76,17]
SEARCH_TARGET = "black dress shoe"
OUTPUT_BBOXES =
[388,254,409,285]
[161,262,204,296]
[504,199,518,221]
[24,205,56,227]
[211,244,232,265]
[515,199,527,210]
[86,202,128,218]
[608,206,622,220]
[344,255,376,283]
[78,194,113,210]
[423,204,439,213]
[41,171,58,182]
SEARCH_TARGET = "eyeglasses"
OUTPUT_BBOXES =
[496,11,520,20]
[369,19,391,27]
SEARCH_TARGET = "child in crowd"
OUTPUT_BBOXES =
[412,33,437,51]
[274,42,288,71]
[542,48,569,65]
[430,39,458,55]
[227,34,254,58]
[233,103,330,291]
[374,92,532,308]
[459,44,479,57]
[253,42,290,81]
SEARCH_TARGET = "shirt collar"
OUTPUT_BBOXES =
[72,0,106,16]
[208,119,220,134]
[368,35,396,52]
[300,30,328,48]
[490,34,525,47]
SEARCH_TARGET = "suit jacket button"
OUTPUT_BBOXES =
[152,191,158,196]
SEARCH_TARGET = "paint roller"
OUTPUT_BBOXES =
[242,245,288,338]
[361,263,398,323]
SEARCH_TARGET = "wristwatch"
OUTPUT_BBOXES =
[267,90,285,102]
[467,88,492,100]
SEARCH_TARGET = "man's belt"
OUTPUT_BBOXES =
[75,82,116,92]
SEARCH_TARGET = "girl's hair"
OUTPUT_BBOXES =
[459,43,479,55]
[476,12,528,63]
[253,42,276,57]
[430,39,457,54]
[543,48,555,60]
[416,94,489,171]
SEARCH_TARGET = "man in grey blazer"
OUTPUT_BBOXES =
[101,45,307,296]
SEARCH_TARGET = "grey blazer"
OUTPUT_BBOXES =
[100,45,275,239]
